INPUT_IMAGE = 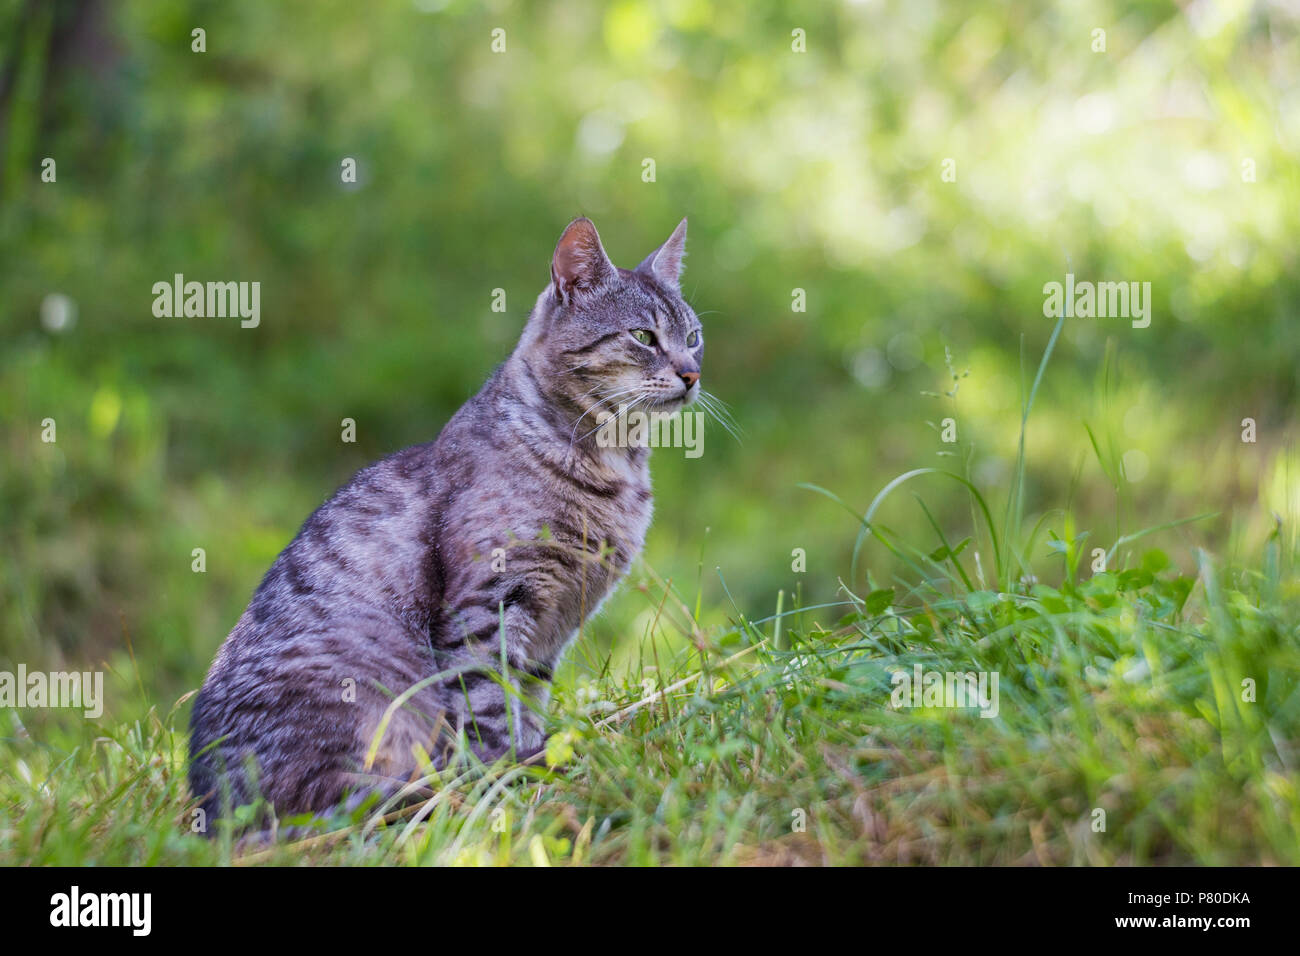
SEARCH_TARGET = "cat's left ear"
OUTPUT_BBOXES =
[635,218,688,291]
[552,217,617,303]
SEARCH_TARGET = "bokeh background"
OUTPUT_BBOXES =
[2,0,1298,723]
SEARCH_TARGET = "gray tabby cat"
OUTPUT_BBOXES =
[190,217,702,823]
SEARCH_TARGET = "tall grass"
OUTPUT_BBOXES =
[3,321,1297,865]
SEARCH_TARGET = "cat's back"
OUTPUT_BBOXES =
[188,435,463,818]
[197,377,514,691]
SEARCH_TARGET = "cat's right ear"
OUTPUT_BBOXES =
[551,217,615,303]
[635,217,688,291]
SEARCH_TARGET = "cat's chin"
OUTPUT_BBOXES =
[651,390,697,412]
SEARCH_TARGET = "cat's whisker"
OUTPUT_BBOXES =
[703,403,742,443]
[573,384,641,420]
[694,390,742,444]
[584,386,662,442]
[573,378,625,402]
[568,368,613,390]
[698,389,740,428]
[573,388,653,445]
[698,388,736,415]
[568,386,645,446]
[580,385,642,419]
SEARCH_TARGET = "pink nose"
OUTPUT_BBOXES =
[679,371,700,388]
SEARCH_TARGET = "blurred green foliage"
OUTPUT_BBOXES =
[1,0,1298,719]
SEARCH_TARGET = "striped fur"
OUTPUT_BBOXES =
[189,218,703,824]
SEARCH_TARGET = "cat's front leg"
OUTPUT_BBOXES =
[438,601,553,763]
[455,665,549,763]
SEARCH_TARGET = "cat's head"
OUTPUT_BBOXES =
[520,217,702,424]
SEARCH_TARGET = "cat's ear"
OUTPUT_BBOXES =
[551,217,616,302]
[635,218,688,290]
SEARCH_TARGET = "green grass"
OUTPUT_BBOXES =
[4,324,1298,866]
[3,532,1297,866]
[4,481,1298,864]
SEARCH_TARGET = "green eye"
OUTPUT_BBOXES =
[631,329,655,346]
[686,330,701,348]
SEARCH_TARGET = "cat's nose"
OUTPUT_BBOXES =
[678,370,700,389]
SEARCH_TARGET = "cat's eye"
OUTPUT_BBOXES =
[686,330,701,348]
[631,329,655,347]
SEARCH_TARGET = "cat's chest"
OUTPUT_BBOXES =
[568,464,653,576]
[492,469,649,649]
[609,479,654,569]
